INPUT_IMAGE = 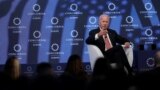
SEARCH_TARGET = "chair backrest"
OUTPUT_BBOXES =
[87,45,134,71]
[87,45,104,70]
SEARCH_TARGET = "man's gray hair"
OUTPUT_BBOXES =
[99,14,110,21]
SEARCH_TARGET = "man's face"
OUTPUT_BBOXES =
[99,15,110,30]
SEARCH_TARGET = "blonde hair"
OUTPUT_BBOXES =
[4,56,20,79]
[154,51,160,67]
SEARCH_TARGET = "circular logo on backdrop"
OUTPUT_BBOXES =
[70,3,78,11]
[85,65,91,70]
[126,16,134,24]
[27,66,32,72]
[33,4,41,12]
[56,66,62,71]
[13,18,21,25]
[71,30,78,38]
[108,3,116,11]
[89,16,97,24]
[13,44,22,52]
[33,31,41,38]
[145,29,153,36]
[145,3,152,11]
[51,17,59,25]
[146,58,155,67]
[51,43,59,51]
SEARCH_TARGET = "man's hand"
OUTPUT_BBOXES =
[98,29,108,37]
[124,42,130,48]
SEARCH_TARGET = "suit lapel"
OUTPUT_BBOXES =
[108,30,114,46]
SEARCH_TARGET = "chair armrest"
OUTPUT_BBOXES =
[87,45,104,70]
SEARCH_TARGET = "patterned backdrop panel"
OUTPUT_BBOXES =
[0,0,160,73]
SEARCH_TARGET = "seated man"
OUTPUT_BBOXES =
[86,14,133,75]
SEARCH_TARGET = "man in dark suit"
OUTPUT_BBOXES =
[86,14,133,75]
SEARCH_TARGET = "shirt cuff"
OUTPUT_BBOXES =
[95,33,99,40]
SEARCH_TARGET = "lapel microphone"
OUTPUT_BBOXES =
[105,31,108,39]
[105,35,107,38]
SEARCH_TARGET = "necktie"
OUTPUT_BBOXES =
[104,35,112,50]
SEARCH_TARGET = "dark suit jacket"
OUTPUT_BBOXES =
[86,28,129,54]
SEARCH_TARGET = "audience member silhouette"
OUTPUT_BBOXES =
[3,56,20,79]
[36,62,54,76]
[0,56,21,90]
[135,50,160,90]
[59,54,88,90]
[31,62,59,90]
[87,57,129,90]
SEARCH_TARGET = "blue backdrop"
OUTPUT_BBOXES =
[0,0,160,75]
